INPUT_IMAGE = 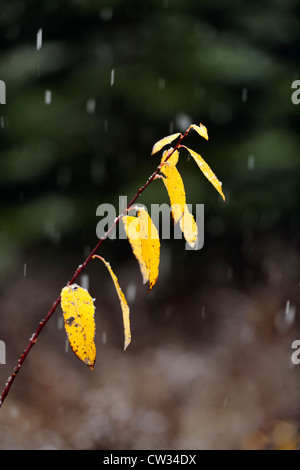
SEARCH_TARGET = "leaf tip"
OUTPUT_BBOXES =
[151,132,181,155]
[124,337,131,351]
[147,280,157,292]
[201,125,209,140]
[190,123,209,140]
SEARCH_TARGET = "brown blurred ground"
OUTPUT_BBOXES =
[0,235,299,450]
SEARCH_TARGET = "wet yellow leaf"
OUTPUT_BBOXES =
[122,215,149,285]
[61,284,96,369]
[161,158,185,220]
[151,132,181,155]
[160,154,198,248]
[95,256,131,350]
[179,208,198,248]
[184,146,225,201]
[160,147,179,166]
[137,208,160,291]
[189,123,209,140]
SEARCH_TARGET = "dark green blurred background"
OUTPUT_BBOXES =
[0,0,300,450]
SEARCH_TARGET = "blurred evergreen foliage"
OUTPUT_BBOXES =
[0,0,299,276]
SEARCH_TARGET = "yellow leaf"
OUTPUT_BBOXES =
[151,132,181,155]
[160,156,185,220]
[184,146,225,201]
[137,208,160,291]
[160,157,198,248]
[95,256,131,351]
[160,147,179,166]
[61,284,96,369]
[179,207,198,248]
[189,123,209,140]
[122,215,149,285]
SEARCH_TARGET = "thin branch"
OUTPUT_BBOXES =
[0,129,189,408]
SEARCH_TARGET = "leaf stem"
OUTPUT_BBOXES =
[0,128,189,408]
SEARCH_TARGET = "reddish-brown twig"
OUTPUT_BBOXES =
[0,129,189,408]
